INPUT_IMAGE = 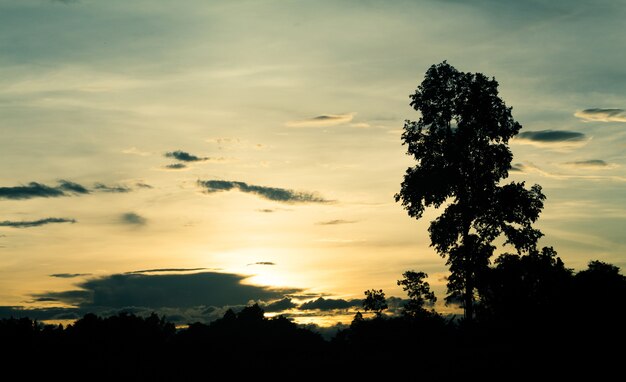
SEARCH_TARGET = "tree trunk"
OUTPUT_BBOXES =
[462,217,474,324]
[464,276,474,323]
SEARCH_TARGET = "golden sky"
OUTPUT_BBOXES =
[1,0,625,325]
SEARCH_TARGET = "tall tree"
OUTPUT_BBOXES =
[396,62,545,321]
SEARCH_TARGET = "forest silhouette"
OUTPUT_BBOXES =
[2,62,625,378]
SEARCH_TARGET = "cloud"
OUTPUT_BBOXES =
[57,180,90,194]
[257,209,275,213]
[0,180,135,199]
[564,159,613,168]
[164,163,187,170]
[285,113,355,127]
[316,219,357,225]
[94,183,131,193]
[126,268,208,274]
[165,150,208,162]
[247,262,275,266]
[50,273,91,278]
[0,306,81,321]
[135,182,153,189]
[197,180,329,204]
[574,108,626,123]
[0,217,76,228]
[33,271,300,309]
[262,297,297,312]
[0,182,66,200]
[120,212,146,226]
[298,297,362,311]
[514,129,589,149]
[206,137,266,151]
[510,163,525,172]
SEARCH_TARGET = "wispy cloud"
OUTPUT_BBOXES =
[510,163,525,172]
[206,137,266,151]
[316,219,357,225]
[0,182,66,200]
[50,273,91,278]
[514,129,589,149]
[563,159,613,169]
[197,180,330,204]
[120,212,146,226]
[57,180,90,194]
[125,268,207,274]
[94,183,132,193]
[514,162,626,182]
[285,113,355,127]
[164,163,187,170]
[574,108,626,123]
[0,217,76,228]
[165,150,208,162]
[247,262,276,266]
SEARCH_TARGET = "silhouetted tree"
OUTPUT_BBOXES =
[395,61,545,321]
[363,289,388,317]
[397,271,436,317]
[477,247,572,324]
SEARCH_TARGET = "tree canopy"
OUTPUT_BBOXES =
[396,61,545,320]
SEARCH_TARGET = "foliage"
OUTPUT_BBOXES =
[363,289,388,317]
[397,271,436,316]
[396,61,545,320]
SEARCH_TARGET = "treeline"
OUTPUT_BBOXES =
[1,256,624,379]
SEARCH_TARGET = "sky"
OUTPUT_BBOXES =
[1,0,625,326]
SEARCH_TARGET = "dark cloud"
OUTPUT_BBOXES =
[565,159,609,167]
[262,298,297,312]
[120,212,146,226]
[164,150,208,162]
[286,113,354,127]
[317,219,357,225]
[517,130,587,142]
[0,306,81,321]
[0,182,65,200]
[299,297,362,311]
[94,183,131,193]
[0,217,76,228]
[33,271,300,309]
[135,182,153,189]
[514,130,589,149]
[32,297,60,302]
[258,209,275,213]
[36,290,93,306]
[197,180,329,204]
[57,180,90,194]
[510,163,525,172]
[164,163,187,170]
[574,108,626,123]
[50,273,91,278]
[126,268,207,274]
[248,262,275,266]
[0,180,134,199]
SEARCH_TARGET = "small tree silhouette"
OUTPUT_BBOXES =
[363,289,388,318]
[397,271,436,317]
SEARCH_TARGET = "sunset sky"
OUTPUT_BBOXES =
[1,0,625,326]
